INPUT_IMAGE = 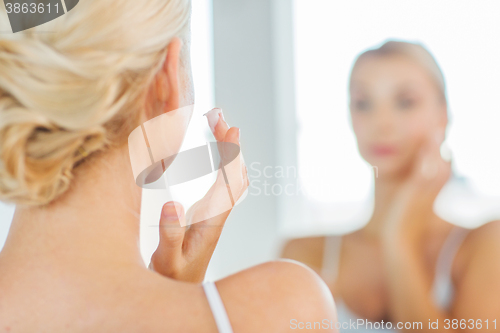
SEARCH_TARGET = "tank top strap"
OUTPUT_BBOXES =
[321,226,470,311]
[432,225,471,310]
[202,281,234,333]
[321,235,342,285]
[321,226,470,310]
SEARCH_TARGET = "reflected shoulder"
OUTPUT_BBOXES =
[463,220,500,256]
[454,220,500,284]
[451,220,500,320]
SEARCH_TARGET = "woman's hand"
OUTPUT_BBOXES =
[381,130,452,249]
[149,108,249,283]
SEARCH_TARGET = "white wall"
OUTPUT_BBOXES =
[206,0,300,280]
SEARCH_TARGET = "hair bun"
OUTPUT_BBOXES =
[0,111,107,205]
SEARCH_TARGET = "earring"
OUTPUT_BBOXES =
[440,140,453,162]
[78,146,89,158]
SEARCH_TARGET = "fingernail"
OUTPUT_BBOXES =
[162,202,179,221]
[217,111,229,129]
[218,109,227,123]
[204,108,222,133]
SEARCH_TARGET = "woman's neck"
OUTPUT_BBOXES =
[364,176,403,234]
[0,145,146,269]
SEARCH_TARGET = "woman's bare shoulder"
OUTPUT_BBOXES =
[459,220,500,260]
[281,236,327,273]
[215,260,337,333]
[1,259,337,333]
[0,265,215,333]
[130,260,337,333]
[452,220,500,318]
[458,220,500,258]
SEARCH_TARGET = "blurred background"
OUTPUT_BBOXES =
[1,0,499,281]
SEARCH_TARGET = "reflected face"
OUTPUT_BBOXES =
[349,54,447,178]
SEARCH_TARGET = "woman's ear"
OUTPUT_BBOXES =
[144,38,183,121]
[160,37,183,112]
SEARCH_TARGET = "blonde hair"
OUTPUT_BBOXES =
[0,0,191,206]
[351,40,447,105]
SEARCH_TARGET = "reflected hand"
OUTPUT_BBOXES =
[149,108,248,283]
[382,130,451,247]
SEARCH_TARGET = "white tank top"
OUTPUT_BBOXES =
[321,226,471,332]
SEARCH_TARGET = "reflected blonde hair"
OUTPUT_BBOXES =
[0,0,191,206]
[351,40,447,105]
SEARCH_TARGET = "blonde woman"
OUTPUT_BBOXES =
[0,1,336,332]
[282,41,500,332]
